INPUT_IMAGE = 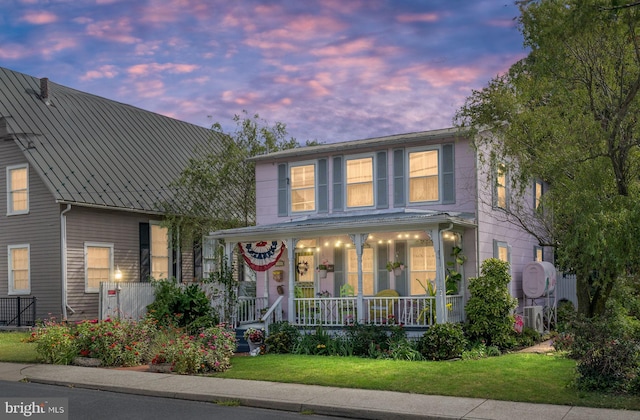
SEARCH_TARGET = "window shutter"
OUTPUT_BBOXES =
[442,143,455,204]
[193,240,202,280]
[139,223,150,282]
[333,156,343,211]
[277,163,288,216]
[377,242,389,291]
[376,151,388,209]
[393,149,405,206]
[318,158,328,213]
[333,246,345,296]
[394,241,407,295]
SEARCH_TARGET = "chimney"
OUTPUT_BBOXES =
[40,77,49,100]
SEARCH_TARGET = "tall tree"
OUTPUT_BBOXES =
[161,110,314,248]
[455,0,640,317]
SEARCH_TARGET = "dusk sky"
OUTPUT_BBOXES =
[1,0,527,143]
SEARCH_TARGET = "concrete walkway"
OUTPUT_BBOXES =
[0,362,638,419]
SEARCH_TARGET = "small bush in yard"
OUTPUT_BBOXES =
[418,323,467,360]
[32,318,77,365]
[265,321,301,354]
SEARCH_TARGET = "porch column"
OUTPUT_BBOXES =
[283,238,298,323]
[349,233,368,322]
[429,228,447,324]
[224,241,235,270]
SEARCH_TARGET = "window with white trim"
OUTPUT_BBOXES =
[409,149,439,202]
[151,223,169,279]
[8,244,30,295]
[346,157,374,207]
[495,240,510,263]
[347,247,374,295]
[494,163,508,209]
[534,179,543,211]
[290,164,315,212]
[7,164,28,215]
[409,244,437,296]
[85,243,113,293]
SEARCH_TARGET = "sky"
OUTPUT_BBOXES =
[1,0,527,144]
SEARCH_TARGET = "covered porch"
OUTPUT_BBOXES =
[211,210,476,332]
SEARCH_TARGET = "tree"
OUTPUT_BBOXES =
[455,0,640,317]
[161,110,317,248]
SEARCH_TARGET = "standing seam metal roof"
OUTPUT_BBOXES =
[0,67,227,213]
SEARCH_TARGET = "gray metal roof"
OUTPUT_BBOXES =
[209,208,477,242]
[0,67,226,214]
[248,127,465,162]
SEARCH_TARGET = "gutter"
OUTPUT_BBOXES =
[60,204,74,319]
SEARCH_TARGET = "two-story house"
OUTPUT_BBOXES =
[210,128,547,332]
[0,67,228,324]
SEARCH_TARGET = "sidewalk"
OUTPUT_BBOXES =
[1,362,638,419]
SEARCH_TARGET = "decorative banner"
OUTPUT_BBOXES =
[239,241,285,272]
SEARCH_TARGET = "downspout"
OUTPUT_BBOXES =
[438,223,454,324]
[60,204,73,320]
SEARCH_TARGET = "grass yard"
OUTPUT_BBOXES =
[2,331,639,411]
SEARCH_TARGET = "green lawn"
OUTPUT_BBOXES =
[2,331,638,411]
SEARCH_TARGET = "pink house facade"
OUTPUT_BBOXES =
[210,128,545,332]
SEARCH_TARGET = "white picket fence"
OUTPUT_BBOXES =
[555,272,578,308]
[99,282,156,320]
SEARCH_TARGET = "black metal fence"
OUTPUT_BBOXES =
[0,296,37,327]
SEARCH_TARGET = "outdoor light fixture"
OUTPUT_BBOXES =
[115,266,123,281]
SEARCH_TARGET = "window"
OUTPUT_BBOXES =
[7,164,28,215]
[494,240,510,263]
[494,163,508,209]
[8,244,30,295]
[151,223,169,279]
[85,243,113,293]
[290,164,315,212]
[409,150,439,202]
[347,247,374,295]
[410,245,436,295]
[346,157,373,207]
[534,179,543,211]
[534,246,543,262]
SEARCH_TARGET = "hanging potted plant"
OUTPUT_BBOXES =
[386,261,404,275]
[317,259,329,279]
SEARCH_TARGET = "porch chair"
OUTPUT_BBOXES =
[369,289,399,323]
[339,284,356,323]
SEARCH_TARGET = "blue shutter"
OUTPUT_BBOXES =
[139,223,150,282]
[333,246,345,296]
[277,163,288,216]
[333,156,343,211]
[393,149,405,207]
[376,151,388,209]
[377,242,389,291]
[442,143,455,204]
[394,241,407,295]
[318,158,328,213]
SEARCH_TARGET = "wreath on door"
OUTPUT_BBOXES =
[296,261,309,276]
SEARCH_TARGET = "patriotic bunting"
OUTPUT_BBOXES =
[238,241,285,271]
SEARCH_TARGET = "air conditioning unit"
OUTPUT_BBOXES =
[524,306,544,333]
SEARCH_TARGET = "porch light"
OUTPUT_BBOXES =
[115,266,122,281]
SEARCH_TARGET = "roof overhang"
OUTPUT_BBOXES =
[209,209,477,243]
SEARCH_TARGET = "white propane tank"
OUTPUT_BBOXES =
[522,261,556,298]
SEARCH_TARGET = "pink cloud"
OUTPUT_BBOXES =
[80,65,119,81]
[21,11,58,24]
[86,18,139,44]
[139,0,211,24]
[127,63,199,77]
[487,18,517,28]
[312,38,376,57]
[396,13,440,23]
[405,64,482,87]
[0,44,31,60]
[39,35,78,58]
[221,90,259,106]
[133,79,165,98]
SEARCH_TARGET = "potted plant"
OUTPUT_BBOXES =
[243,327,264,355]
[386,261,404,275]
[317,259,330,279]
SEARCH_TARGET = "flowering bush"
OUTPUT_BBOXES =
[32,318,77,365]
[243,327,264,343]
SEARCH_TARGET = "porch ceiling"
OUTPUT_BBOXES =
[209,209,476,242]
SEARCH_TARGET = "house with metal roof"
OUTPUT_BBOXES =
[0,67,226,324]
[210,127,551,333]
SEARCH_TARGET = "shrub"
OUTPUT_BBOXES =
[265,321,301,354]
[388,338,422,361]
[556,299,576,332]
[465,258,517,349]
[344,322,392,356]
[514,327,540,349]
[33,318,77,365]
[418,323,467,360]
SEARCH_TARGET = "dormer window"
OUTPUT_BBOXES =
[290,163,316,212]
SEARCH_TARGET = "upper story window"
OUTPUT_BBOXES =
[494,163,508,209]
[534,179,543,211]
[290,164,315,213]
[8,244,30,295]
[7,164,28,215]
[151,223,169,279]
[346,157,373,208]
[408,150,439,203]
[85,243,113,293]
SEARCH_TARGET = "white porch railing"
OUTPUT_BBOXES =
[293,295,464,327]
[236,296,268,325]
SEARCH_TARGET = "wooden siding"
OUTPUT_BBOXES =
[0,140,62,320]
